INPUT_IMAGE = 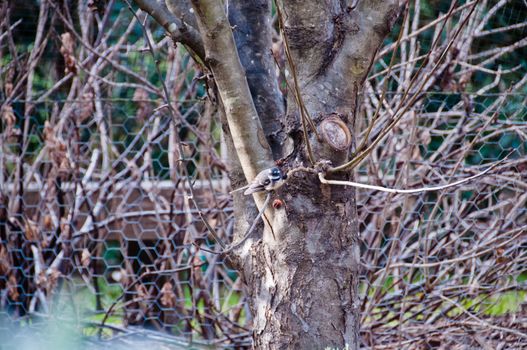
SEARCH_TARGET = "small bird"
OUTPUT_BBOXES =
[230,167,287,195]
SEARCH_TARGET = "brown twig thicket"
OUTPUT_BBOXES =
[0,0,526,348]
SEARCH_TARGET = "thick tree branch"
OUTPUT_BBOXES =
[165,0,198,31]
[281,0,403,107]
[228,0,286,159]
[279,0,404,165]
[134,0,205,60]
[223,1,287,262]
[189,0,275,200]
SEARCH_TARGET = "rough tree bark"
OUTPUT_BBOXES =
[137,0,404,348]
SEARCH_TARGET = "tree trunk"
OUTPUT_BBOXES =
[246,184,361,349]
[232,2,402,348]
[140,0,403,348]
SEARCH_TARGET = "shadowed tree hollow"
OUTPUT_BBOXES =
[134,0,404,348]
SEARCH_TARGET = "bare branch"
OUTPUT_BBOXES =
[319,157,504,194]
[229,0,287,158]
[165,0,198,29]
[189,0,275,207]
[133,0,205,60]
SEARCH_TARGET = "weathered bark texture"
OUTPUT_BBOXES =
[138,0,403,348]
[235,2,403,349]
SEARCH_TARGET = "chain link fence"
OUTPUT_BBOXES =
[1,0,526,348]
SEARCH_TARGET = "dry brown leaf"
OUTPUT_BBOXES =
[5,83,13,97]
[36,271,47,289]
[7,274,19,301]
[76,90,94,123]
[81,248,91,268]
[160,281,176,308]
[60,32,77,75]
[136,283,148,300]
[5,67,14,96]
[43,120,54,140]
[60,218,71,240]
[420,129,431,146]
[2,105,16,129]
[133,88,151,121]
[47,268,61,294]
[58,157,71,174]
[43,215,53,230]
[24,219,39,241]
[0,245,10,276]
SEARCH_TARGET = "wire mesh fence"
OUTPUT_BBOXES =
[0,0,526,349]
[357,91,527,348]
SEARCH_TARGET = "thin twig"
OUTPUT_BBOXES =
[199,193,271,255]
[275,2,317,165]
[357,4,410,153]
[319,155,506,194]
[124,0,223,250]
[222,193,271,254]
[332,0,478,173]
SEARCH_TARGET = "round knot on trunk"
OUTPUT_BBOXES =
[320,116,352,151]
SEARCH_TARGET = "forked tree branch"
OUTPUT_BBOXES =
[165,0,198,30]
[133,0,205,60]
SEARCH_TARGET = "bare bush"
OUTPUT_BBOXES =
[0,0,525,348]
